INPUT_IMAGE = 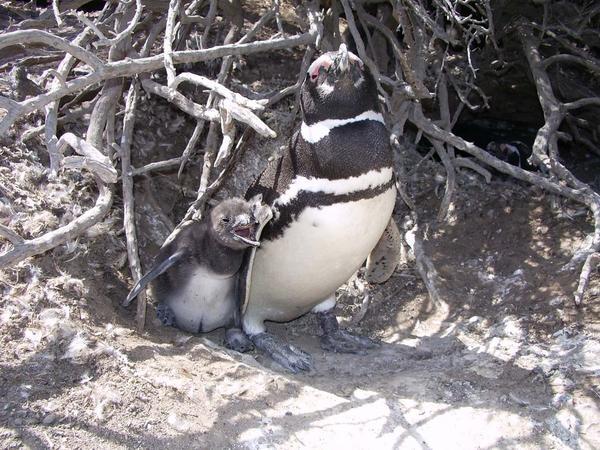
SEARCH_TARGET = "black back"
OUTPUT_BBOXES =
[246,50,394,240]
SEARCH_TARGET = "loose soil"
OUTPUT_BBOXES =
[1,5,599,448]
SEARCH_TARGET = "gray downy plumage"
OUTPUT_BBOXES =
[124,196,272,352]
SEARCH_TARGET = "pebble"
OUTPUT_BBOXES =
[43,413,57,425]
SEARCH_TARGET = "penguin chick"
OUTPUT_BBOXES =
[124,197,272,353]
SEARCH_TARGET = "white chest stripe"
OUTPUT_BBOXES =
[300,110,385,144]
[275,166,394,207]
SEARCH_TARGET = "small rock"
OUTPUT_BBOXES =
[551,392,573,409]
[42,413,57,425]
[167,412,191,433]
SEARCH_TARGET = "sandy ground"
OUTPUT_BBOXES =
[1,131,599,449]
[1,4,599,447]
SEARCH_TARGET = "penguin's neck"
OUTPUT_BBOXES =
[300,110,384,144]
[292,108,392,180]
[200,232,245,276]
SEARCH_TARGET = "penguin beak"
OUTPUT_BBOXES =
[231,218,260,247]
[336,43,350,73]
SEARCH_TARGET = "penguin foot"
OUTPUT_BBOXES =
[317,310,379,353]
[251,332,313,373]
[320,329,379,353]
[156,303,175,327]
[224,328,254,353]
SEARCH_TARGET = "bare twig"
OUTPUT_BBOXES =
[431,140,456,222]
[56,133,118,183]
[0,224,24,245]
[120,81,146,331]
[132,157,182,176]
[574,252,600,306]
[0,31,316,136]
[454,157,492,183]
[214,106,235,167]
[52,0,64,26]
[169,73,266,111]
[97,0,143,47]
[201,0,218,48]
[164,0,181,86]
[0,183,112,269]
[219,98,276,138]
[177,121,204,178]
[141,78,219,121]
[0,30,104,71]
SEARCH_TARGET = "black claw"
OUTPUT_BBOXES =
[224,328,254,353]
[317,310,380,354]
[156,303,175,327]
[320,329,380,353]
[251,332,313,373]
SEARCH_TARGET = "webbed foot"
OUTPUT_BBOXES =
[317,310,380,353]
[224,328,254,353]
[251,332,313,373]
[156,303,176,327]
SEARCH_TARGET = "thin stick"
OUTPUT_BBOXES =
[141,78,219,121]
[169,73,266,111]
[574,252,600,306]
[52,0,64,26]
[132,157,182,176]
[453,157,492,183]
[0,31,316,135]
[0,183,112,268]
[0,224,24,245]
[431,140,456,222]
[164,0,182,86]
[120,81,146,331]
[56,133,118,183]
[0,30,104,71]
[97,0,143,47]
[177,121,204,178]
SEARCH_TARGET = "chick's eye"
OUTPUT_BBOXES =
[221,217,230,223]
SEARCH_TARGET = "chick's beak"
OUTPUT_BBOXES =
[231,217,260,247]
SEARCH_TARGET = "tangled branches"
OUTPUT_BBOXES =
[0,0,599,328]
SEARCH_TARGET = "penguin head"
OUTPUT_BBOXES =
[300,44,379,124]
[209,198,264,250]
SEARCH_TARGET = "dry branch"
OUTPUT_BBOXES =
[164,0,181,86]
[0,183,112,269]
[120,81,146,332]
[169,73,266,111]
[0,30,104,71]
[141,78,220,121]
[56,133,118,183]
[132,157,182,176]
[0,224,24,245]
[0,31,316,136]
[96,0,143,47]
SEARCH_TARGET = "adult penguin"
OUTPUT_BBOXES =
[242,44,396,372]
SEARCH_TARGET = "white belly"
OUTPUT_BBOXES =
[244,187,396,334]
[165,267,236,333]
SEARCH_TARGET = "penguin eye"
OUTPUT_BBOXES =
[221,217,230,223]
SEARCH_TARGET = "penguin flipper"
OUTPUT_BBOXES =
[122,249,187,307]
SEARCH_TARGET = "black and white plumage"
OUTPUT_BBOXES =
[124,197,271,352]
[241,45,396,371]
